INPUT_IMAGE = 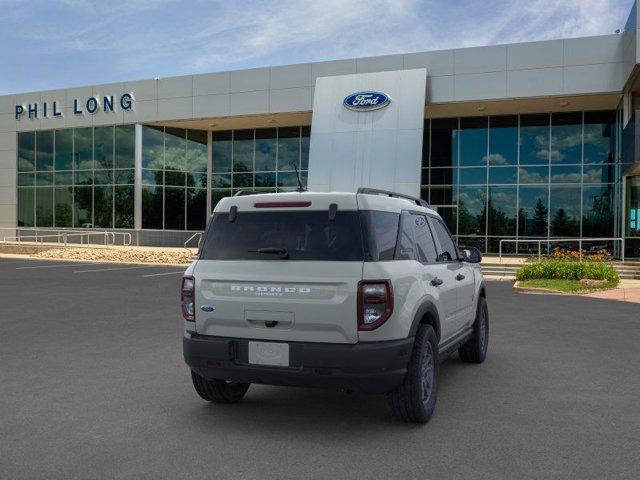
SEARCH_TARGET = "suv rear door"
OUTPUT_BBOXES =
[193,201,363,344]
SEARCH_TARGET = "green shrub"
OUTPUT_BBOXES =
[515,259,619,283]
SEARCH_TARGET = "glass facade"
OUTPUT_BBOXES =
[211,126,310,208]
[17,125,135,228]
[422,111,621,253]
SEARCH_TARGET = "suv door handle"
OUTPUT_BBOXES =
[431,278,443,287]
[456,274,466,281]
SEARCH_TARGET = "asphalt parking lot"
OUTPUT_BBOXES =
[1,258,639,480]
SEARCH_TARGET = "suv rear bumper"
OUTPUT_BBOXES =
[183,332,413,394]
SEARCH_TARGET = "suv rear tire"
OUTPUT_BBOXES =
[191,370,250,403]
[386,324,439,424]
[458,296,489,364]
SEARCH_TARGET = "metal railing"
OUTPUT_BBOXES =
[1,229,132,248]
[498,238,625,262]
[183,232,202,249]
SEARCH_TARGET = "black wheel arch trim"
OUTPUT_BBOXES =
[409,301,441,341]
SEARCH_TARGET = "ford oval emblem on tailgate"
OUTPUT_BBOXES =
[343,91,390,111]
[200,305,215,312]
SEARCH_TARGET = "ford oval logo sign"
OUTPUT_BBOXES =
[343,91,390,111]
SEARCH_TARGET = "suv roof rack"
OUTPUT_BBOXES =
[357,188,430,208]
[233,190,261,197]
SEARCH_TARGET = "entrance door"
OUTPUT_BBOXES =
[625,175,640,258]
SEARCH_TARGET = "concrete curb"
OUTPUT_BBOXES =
[0,253,191,268]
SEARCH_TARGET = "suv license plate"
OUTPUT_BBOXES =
[248,341,290,367]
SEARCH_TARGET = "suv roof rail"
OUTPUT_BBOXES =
[357,187,430,208]
[233,190,260,197]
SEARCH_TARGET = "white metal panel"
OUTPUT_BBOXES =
[158,75,193,99]
[403,50,455,76]
[454,45,507,74]
[270,64,312,89]
[229,67,270,93]
[193,94,230,118]
[507,40,564,70]
[507,67,564,97]
[193,72,230,96]
[308,68,426,197]
[269,87,312,113]
[229,90,269,115]
[454,71,508,101]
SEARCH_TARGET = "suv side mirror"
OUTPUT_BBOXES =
[461,247,482,263]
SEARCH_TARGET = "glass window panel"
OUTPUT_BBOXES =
[430,168,454,185]
[75,170,93,185]
[186,171,207,188]
[551,112,582,164]
[186,129,207,173]
[488,115,517,166]
[55,171,73,186]
[165,127,186,171]
[212,189,231,210]
[142,186,163,229]
[277,127,300,171]
[300,126,310,170]
[94,126,114,169]
[550,185,581,237]
[277,172,300,188]
[94,169,113,185]
[458,186,486,235]
[459,167,486,185]
[254,128,277,171]
[420,168,429,185]
[211,174,231,189]
[255,172,276,187]
[74,186,92,227]
[583,164,615,184]
[73,128,93,170]
[488,166,517,184]
[17,188,34,227]
[519,114,549,165]
[233,172,253,188]
[458,117,487,167]
[430,118,457,167]
[518,186,549,236]
[18,172,34,187]
[164,187,185,230]
[54,186,73,227]
[54,129,73,170]
[18,132,35,172]
[35,186,54,227]
[35,130,54,171]
[519,166,548,184]
[584,111,615,164]
[114,185,134,228]
[115,124,135,169]
[435,206,457,235]
[142,169,163,186]
[422,120,430,169]
[187,188,207,231]
[430,186,455,205]
[212,131,232,173]
[164,170,185,187]
[113,169,134,185]
[142,126,164,169]
[35,172,53,186]
[488,186,517,236]
[582,184,614,237]
[93,186,113,228]
[233,129,254,172]
[550,165,581,183]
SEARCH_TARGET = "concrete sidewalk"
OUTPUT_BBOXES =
[583,280,640,304]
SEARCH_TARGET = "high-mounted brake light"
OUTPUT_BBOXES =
[357,280,393,331]
[254,201,312,208]
[181,276,195,322]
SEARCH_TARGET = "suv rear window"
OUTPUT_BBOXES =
[200,211,365,261]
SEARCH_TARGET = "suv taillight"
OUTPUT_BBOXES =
[181,276,195,322]
[357,280,393,331]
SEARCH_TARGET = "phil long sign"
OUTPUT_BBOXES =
[15,93,134,120]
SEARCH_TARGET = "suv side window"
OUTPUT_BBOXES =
[396,213,417,260]
[431,217,458,262]
[412,214,438,263]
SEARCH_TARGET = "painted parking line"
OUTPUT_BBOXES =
[16,262,96,270]
[74,265,163,273]
[142,271,185,277]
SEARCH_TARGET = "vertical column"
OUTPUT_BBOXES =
[134,124,142,231]
[206,130,212,221]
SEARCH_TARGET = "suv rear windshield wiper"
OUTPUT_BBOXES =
[248,247,290,259]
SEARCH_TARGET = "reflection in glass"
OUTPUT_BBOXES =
[550,165,581,183]
[551,113,582,164]
[142,126,164,169]
[35,172,53,186]
[164,170,185,187]
[36,130,54,171]
[277,127,300,171]
[301,126,310,170]
[458,186,486,235]
[186,130,207,173]
[430,168,454,185]
[211,189,231,210]
[93,186,113,228]
[115,124,135,169]
[35,186,54,227]
[488,167,517,184]
[550,186,580,237]
[55,129,73,170]
[583,184,614,237]
[458,117,487,166]
[74,186,92,227]
[233,130,253,172]
[584,164,615,184]
[17,188,34,227]
[459,167,486,185]
[94,126,114,169]
[142,169,163,186]
[429,186,455,205]
[18,173,34,187]
[142,186,163,229]
[54,186,73,227]
[212,131,232,172]
[518,186,549,236]
[520,114,549,165]
[18,132,35,172]
[165,128,186,171]
[488,116,517,166]
[584,111,615,164]
[430,118,457,167]
[164,187,185,230]
[519,166,548,184]
[114,186,134,228]
[187,188,206,230]
[74,128,93,170]
[255,128,277,171]
[488,186,517,236]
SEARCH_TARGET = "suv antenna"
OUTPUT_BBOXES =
[292,163,306,192]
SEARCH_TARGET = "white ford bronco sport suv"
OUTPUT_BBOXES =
[182,188,488,423]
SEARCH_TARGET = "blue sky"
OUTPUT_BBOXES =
[0,0,635,95]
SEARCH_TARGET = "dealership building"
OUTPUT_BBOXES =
[2,4,640,256]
